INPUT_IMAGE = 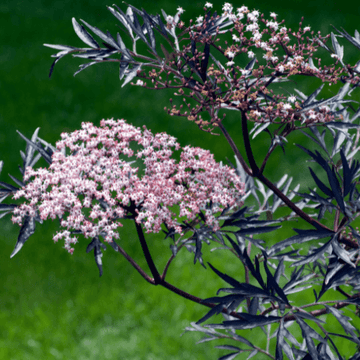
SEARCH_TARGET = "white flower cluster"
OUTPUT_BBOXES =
[196,2,312,72]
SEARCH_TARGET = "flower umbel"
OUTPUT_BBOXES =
[12,119,245,253]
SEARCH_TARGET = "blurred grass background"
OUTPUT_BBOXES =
[1,0,360,358]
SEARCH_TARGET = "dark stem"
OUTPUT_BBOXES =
[134,220,162,284]
[221,117,333,231]
[241,109,260,175]
[257,173,332,231]
[161,254,175,281]
[336,286,351,298]
[115,244,155,285]
[120,218,354,325]
[218,122,252,176]
[283,299,359,322]
[118,226,248,319]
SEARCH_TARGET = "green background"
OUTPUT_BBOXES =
[1,0,360,358]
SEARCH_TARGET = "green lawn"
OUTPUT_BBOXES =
[1,0,360,358]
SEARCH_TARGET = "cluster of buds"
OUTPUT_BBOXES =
[132,2,357,132]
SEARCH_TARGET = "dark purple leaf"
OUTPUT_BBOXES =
[276,320,295,360]
[290,238,332,267]
[202,294,246,305]
[0,181,19,192]
[73,62,98,77]
[328,166,346,214]
[208,263,242,288]
[340,149,352,197]
[215,345,241,351]
[113,5,149,45]
[332,235,355,267]
[248,297,258,315]
[196,304,225,324]
[326,121,360,131]
[302,84,325,108]
[274,258,285,284]
[219,314,281,330]
[226,236,266,289]
[80,20,119,50]
[10,216,36,258]
[16,131,53,164]
[48,52,69,78]
[193,230,205,268]
[245,58,256,71]
[293,311,325,325]
[308,168,333,197]
[200,43,210,82]
[0,204,17,211]
[236,225,281,236]
[218,352,240,360]
[262,253,289,306]
[299,94,339,113]
[115,32,127,53]
[295,316,325,360]
[72,18,99,48]
[325,335,344,360]
[296,146,345,213]
[43,44,76,52]
[154,14,168,38]
[141,9,157,52]
[86,236,107,277]
[122,64,141,88]
[267,229,334,257]
[21,127,41,170]
[331,25,360,51]
[119,56,129,80]
[325,305,360,345]
[72,49,115,59]
[7,174,24,188]
[0,211,11,219]
[217,286,273,299]
[319,263,356,300]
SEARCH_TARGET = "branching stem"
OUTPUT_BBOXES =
[220,115,333,232]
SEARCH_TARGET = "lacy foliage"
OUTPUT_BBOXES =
[1,2,360,359]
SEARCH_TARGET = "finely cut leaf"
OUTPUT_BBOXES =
[16,131,53,165]
[214,314,281,330]
[308,168,333,197]
[325,305,360,344]
[218,352,240,360]
[276,320,295,360]
[73,62,98,77]
[196,304,225,325]
[72,18,100,48]
[0,181,19,192]
[332,236,356,267]
[80,19,119,49]
[302,84,325,109]
[10,216,36,258]
[86,236,107,277]
[267,229,334,256]
[295,316,325,360]
[122,65,141,87]
[208,263,242,288]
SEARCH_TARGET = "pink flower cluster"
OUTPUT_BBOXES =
[12,119,245,253]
